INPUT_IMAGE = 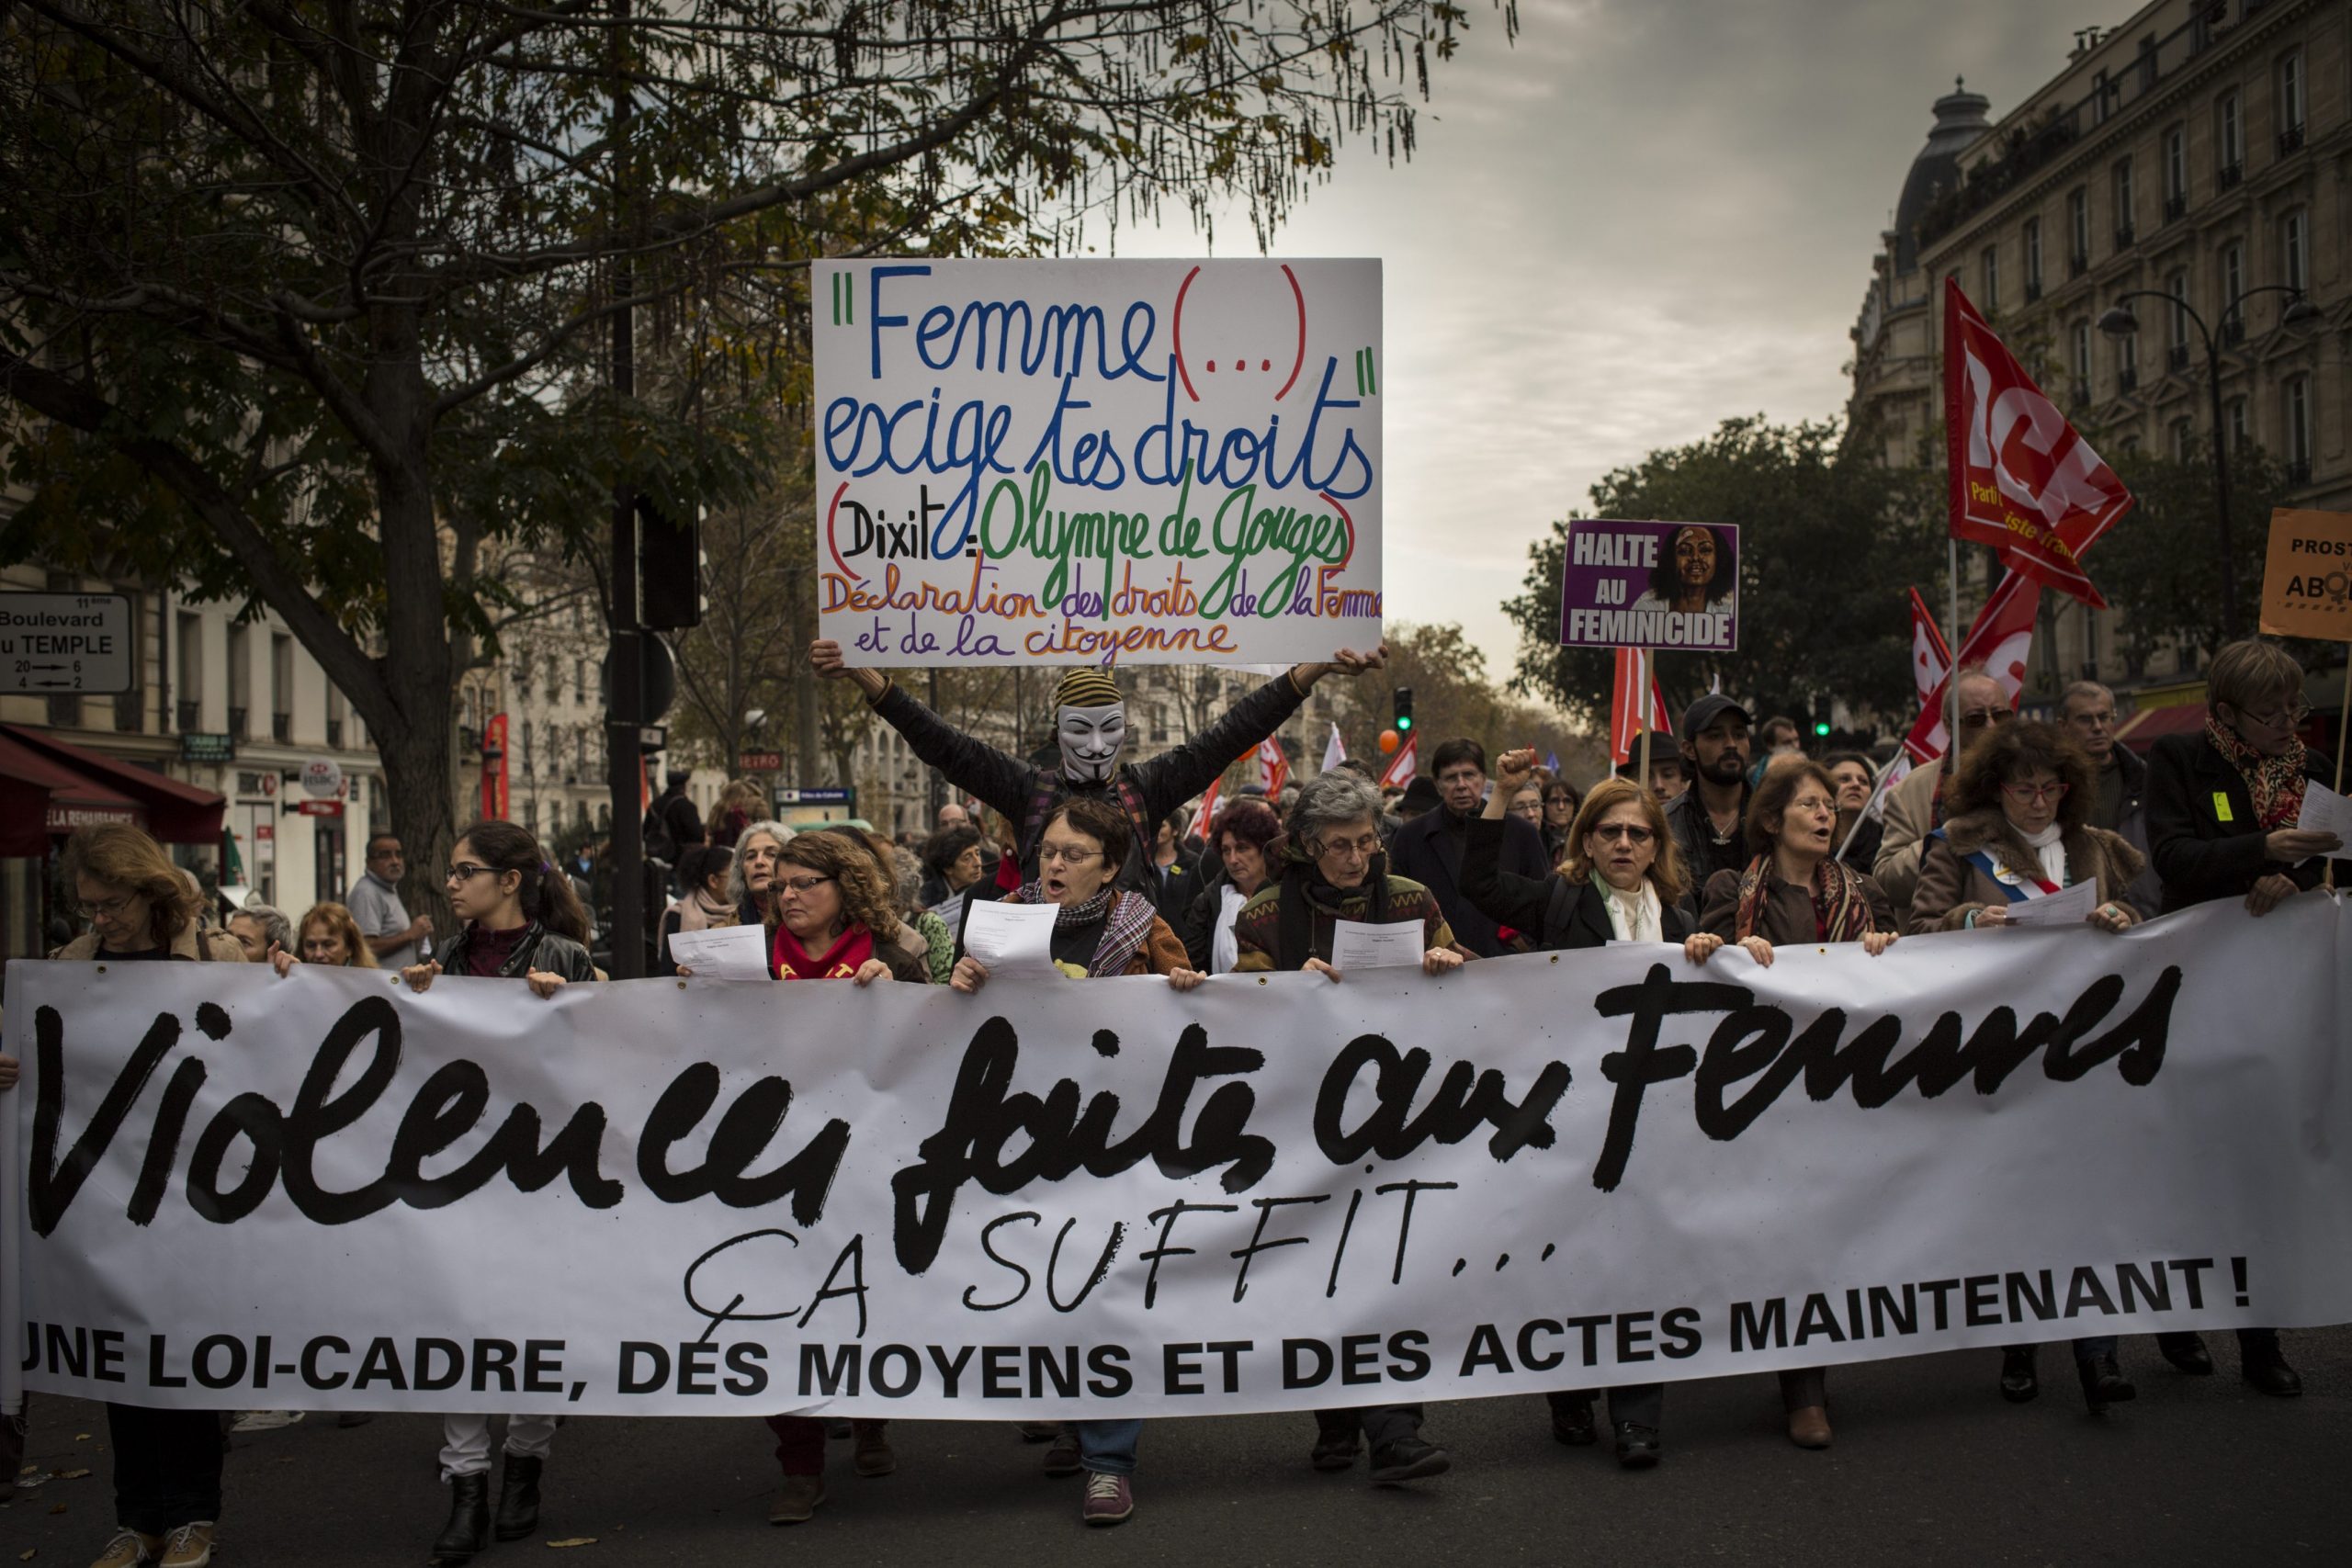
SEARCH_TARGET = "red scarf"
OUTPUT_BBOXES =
[772,923,876,980]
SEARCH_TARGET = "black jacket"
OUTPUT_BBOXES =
[867,673,1307,894]
[1389,806,1553,956]
[2144,730,2331,914]
[439,921,599,983]
[1662,784,1753,919]
[2093,741,2164,916]
[1460,814,1691,950]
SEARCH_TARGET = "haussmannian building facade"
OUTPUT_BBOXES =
[1849,0,2348,704]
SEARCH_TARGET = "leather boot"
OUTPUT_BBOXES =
[1998,1346,2040,1404]
[428,1473,491,1566]
[2076,1354,2136,1412]
[493,1453,542,1541]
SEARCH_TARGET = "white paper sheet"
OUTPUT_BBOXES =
[2292,780,2352,858]
[2001,878,2100,928]
[960,898,1064,979]
[1329,919,1427,971]
[666,922,772,980]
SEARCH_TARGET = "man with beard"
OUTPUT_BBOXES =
[1386,738,1550,956]
[809,639,1383,894]
[1661,694,1754,918]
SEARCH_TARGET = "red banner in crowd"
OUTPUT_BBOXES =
[1943,279,2132,607]
[1908,587,1951,711]
[1904,570,2039,762]
[1377,733,1418,789]
[1609,648,1674,766]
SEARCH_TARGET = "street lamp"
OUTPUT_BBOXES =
[2098,283,2320,639]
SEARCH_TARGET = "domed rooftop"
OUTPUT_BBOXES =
[1894,78,1991,273]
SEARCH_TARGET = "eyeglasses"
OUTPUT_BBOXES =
[85,891,141,919]
[2001,781,2070,804]
[1590,823,1654,844]
[775,874,836,895]
[1309,832,1383,859]
[1036,845,1100,866]
[1958,707,2015,728]
[2235,703,2311,731]
[444,862,495,885]
[1787,795,1837,816]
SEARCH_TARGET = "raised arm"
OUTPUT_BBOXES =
[1131,645,1385,818]
[1461,812,1557,938]
[812,639,1033,818]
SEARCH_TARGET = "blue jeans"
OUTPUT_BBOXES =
[1074,1420,1140,1476]
[2072,1336,2118,1359]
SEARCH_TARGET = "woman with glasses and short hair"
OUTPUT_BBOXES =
[1230,771,1463,1488]
[1462,753,1722,1469]
[1536,773,1581,862]
[1907,720,2148,1413]
[2143,638,2340,1398]
[398,821,595,1564]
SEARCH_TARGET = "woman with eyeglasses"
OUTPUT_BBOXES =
[29,825,243,1568]
[396,821,594,1565]
[1462,754,1717,1470]
[1537,773,1581,862]
[2143,638,2339,1398]
[1907,720,2148,1412]
[946,796,1202,1525]
[1697,758,1898,1450]
[1230,770,1462,1488]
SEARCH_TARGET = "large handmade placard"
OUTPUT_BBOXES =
[10,897,2352,1419]
[812,259,1382,666]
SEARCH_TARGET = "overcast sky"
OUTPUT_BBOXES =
[1118,0,2100,690]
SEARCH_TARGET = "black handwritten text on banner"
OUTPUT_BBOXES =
[8,897,2350,1418]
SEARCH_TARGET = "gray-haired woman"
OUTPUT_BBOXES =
[224,902,293,964]
[726,819,797,928]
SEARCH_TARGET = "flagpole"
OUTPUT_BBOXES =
[1635,648,1652,790]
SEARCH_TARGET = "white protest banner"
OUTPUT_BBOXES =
[813,259,1382,667]
[10,897,2352,1420]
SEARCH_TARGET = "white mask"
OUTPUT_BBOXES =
[1057,704,1127,784]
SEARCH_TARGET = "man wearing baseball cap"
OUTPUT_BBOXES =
[1660,694,1754,916]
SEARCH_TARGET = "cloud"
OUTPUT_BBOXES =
[1113,0,2086,689]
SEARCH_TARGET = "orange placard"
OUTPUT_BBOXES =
[2259,509,2352,641]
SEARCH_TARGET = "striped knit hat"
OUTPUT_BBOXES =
[1054,668,1124,710]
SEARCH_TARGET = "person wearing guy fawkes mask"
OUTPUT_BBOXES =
[809,641,1385,894]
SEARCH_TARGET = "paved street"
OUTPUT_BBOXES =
[9,1327,2348,1565]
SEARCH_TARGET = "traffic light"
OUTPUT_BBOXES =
[1811,697,1831,739]
[639,496,703,630]
[1394,686,1414,736]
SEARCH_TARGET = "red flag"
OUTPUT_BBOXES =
[1905,570,2040,762]
[1944,279,2132,607]
[1609,648,1675,766]
[1256,735,1289,796]
[1908,587,1952,711]
[1378,734,1418,789]
[1190,775,1222,840]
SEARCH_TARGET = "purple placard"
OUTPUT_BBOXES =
[1557,519,1739,650]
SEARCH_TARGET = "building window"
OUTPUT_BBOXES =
[2169,418,2194,460]
[516,658,532,701]
[2162,124,2187,219]
[2226,396,2248,452]
[2111,157,2134,247]
[175,611,202,732]
[2217,92,2243,183]
[2071,321,2092,401]
[2165,270,2191,369]
[2092,69,2112,126]
[228,624,251,739]
[572,658,585,705]
[2066,187,2090,273]
[2277,51,2305,152]
[2115,319,2138,392]
[2284,377,2312,478]
[2282,209,2308,296]
[1981,245,1999,310]
[2222,241,2245,338]
[270,634,293,743]
[2023,218,2043,298]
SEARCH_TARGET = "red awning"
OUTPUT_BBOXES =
[0,731,147,856]
[2113,703,2208,753]
[0,724,225,844]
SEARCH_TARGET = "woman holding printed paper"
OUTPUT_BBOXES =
[946,796,1203,1526]
[2143,638,2339,1398]
[1695,760,1898,1450]
[1906,721,2146,1411]
[398,820,595,1566]
[1462,754,1718,1470]
[1227,771,1462,1487]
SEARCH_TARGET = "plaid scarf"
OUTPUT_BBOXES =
[2204,714,2308,830]
[1008,883,1157,976]
[1731,853,1875,943]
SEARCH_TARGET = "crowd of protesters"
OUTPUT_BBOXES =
[0,634,2341,1565]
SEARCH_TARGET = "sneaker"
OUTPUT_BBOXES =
[1367,1436,1452,1486]
[852,1421,896,1477]
[1042,1430,1082,1477]
[767,1473,825,1525]
[156,1523,216,1568]
[231,1410,303,1433]
[1080,1471,1134,1526]
[1309,1420,1361,1471]
[88,1531,163,1568]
